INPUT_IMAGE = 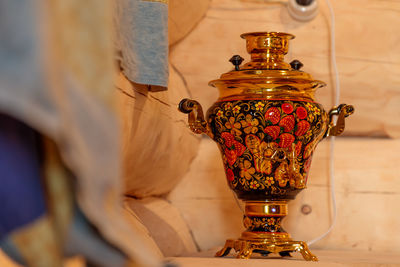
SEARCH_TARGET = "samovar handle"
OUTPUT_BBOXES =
[324,104,355,137]
[178,99,212,137]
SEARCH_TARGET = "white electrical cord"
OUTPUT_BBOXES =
[307,0,339,246]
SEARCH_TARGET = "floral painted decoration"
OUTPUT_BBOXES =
[208,99,327,199]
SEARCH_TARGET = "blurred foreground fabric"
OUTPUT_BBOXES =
[0,122,128,266]
[0,0,162,266]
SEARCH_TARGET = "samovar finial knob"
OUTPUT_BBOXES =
[290,59,304,70]
[229,55,244,71]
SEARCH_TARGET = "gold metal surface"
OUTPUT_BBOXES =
[240,32,294,70]
[209,32,326,101]
[215,238,318,261]
[240,231,291,242]
[245,201,288,217]
[216,200,318,261]
[326,104,355,137]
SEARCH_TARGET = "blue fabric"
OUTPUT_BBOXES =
[115,0,169,88]
[0,114,46,239]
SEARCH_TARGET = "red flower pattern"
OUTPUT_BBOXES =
[294,141,302,157]
[226,168,235,182]
[295,120,310,136]
[214,100,323,192]
[264,126,280,140]
[278,133,295,148]
[296,106,308,120]
[279,115,295,132]
[282,103,294,114]
[265,107,280,124]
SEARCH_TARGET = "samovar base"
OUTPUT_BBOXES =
[215,237,317,261]
[215,201,318,261]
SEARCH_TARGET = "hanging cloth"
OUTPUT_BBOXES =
[114,0,169,91]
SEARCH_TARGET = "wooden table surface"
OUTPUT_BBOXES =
[2,248,400,266]
[168,249,400,267]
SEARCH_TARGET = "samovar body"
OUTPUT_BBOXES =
[179,32,354,261]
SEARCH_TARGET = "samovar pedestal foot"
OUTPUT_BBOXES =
[215,239,318,261]
[214,201,318,261]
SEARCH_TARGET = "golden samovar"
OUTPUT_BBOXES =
[179,32,354,261]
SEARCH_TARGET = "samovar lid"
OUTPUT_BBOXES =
[209,32,326,95]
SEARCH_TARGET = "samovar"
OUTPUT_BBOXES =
[178,32,354,261]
